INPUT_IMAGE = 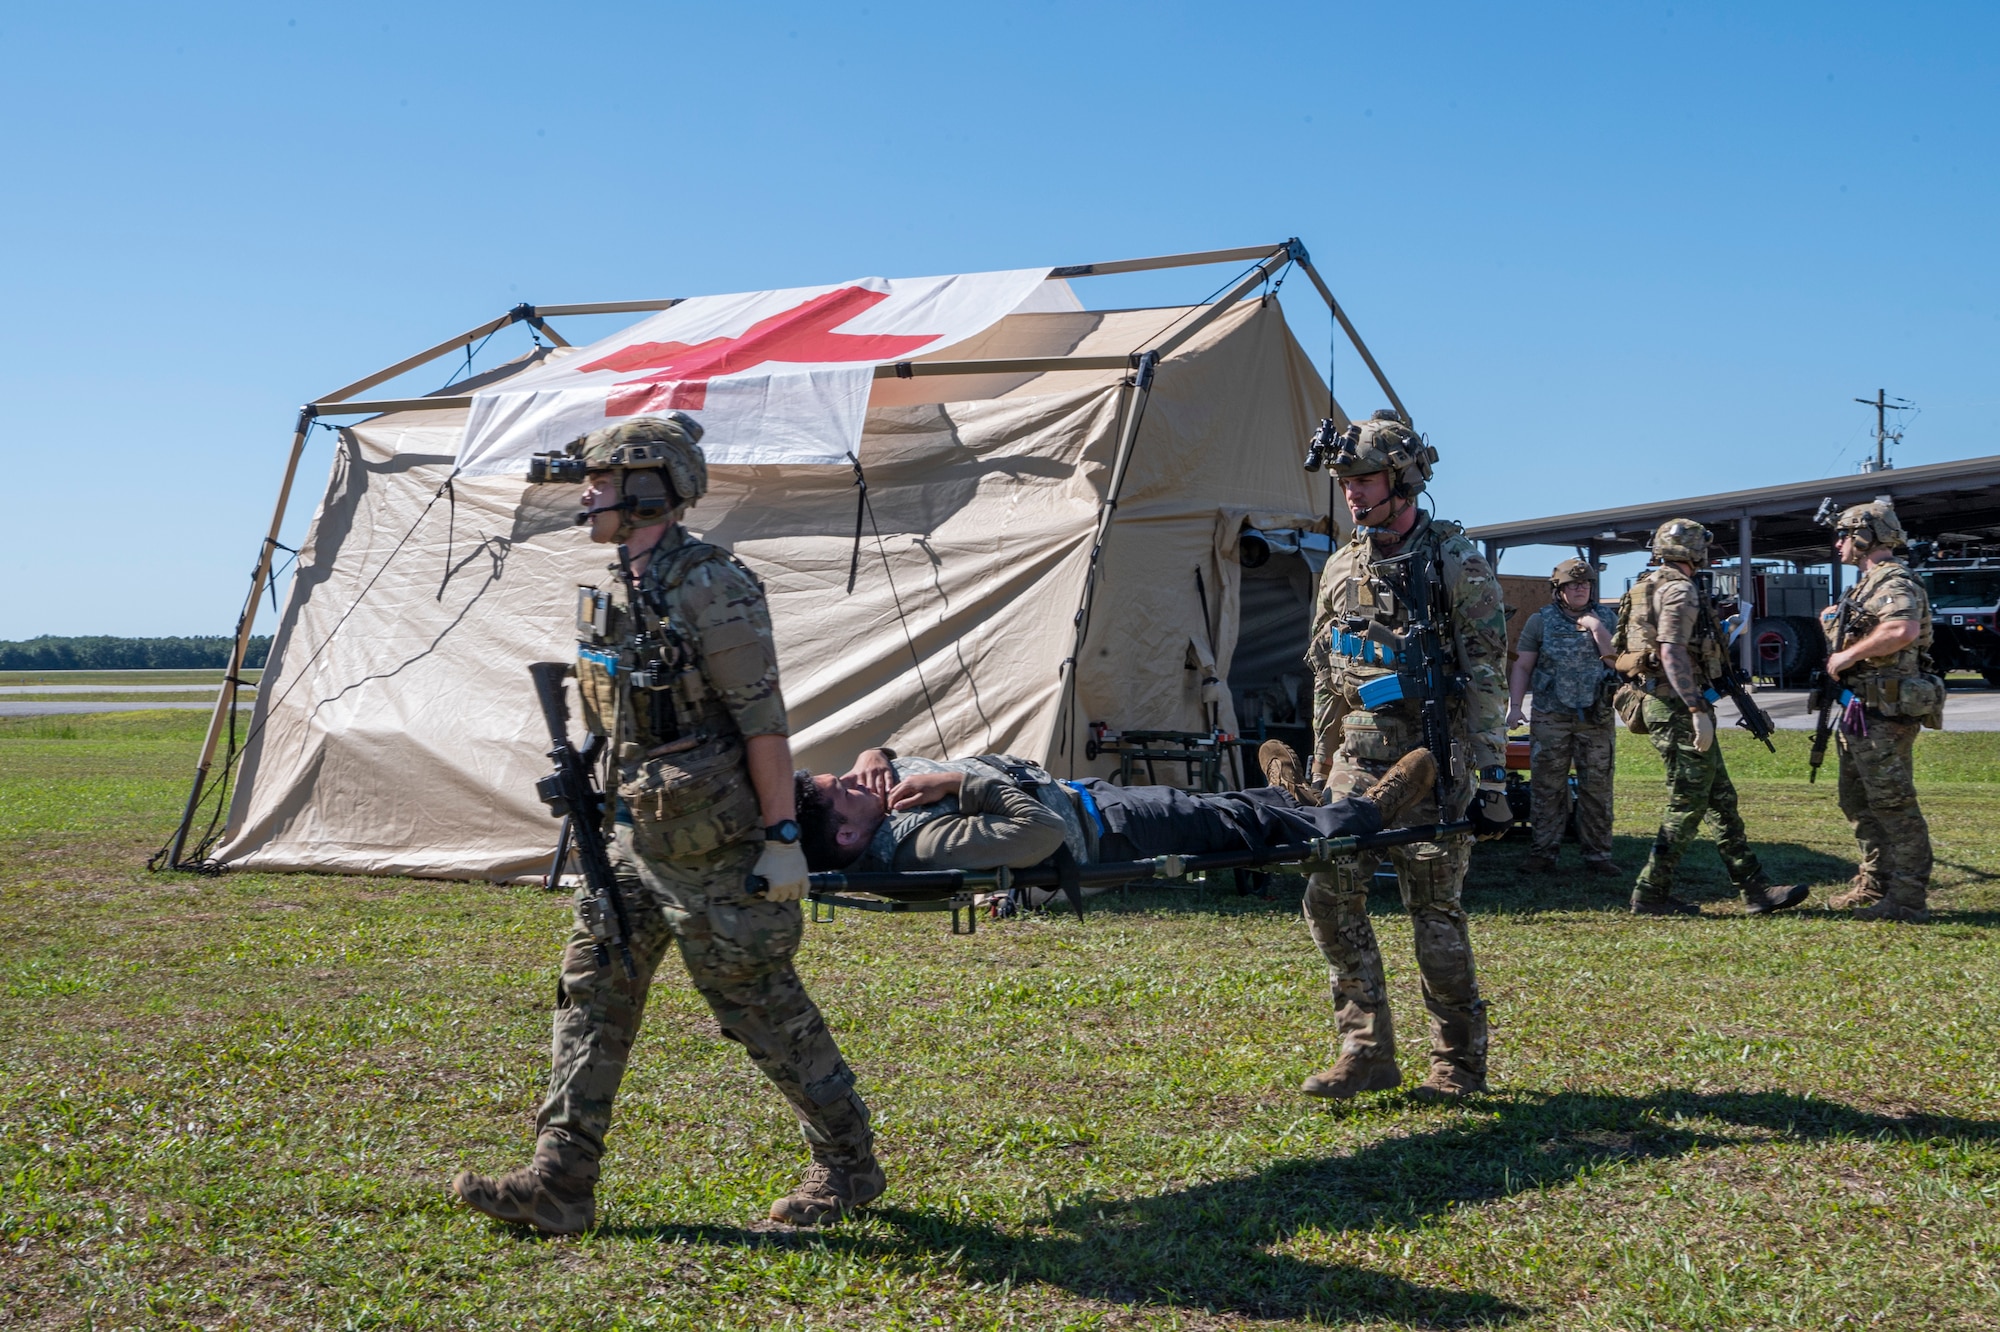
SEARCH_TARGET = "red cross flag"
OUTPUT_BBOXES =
[456,268,1056,475]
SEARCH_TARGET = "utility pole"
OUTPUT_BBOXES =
[1854,388,1911,473]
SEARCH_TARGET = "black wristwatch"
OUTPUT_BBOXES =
[765,820,801,845]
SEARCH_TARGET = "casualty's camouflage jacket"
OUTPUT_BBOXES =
[1308,512,1509,775]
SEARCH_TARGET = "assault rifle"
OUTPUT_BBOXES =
[1806,599,1851,782]
[528,661,637,979]
[1694,573,1777,752]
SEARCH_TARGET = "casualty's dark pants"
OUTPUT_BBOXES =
[1075,782,1382,863]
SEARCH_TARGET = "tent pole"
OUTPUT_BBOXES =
[1292,252,1410,426]
[1051,353,1158,761]
[165,407,316,868]
[1050,244,1297,761]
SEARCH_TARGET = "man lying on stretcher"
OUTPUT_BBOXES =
[792,741,1436,882]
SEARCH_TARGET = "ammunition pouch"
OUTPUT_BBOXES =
[620,733,761,861]
[1613,650,1651,677]
[1860,672,1946,728]
[1338,709,1415,763]
[1613,681,1651,736]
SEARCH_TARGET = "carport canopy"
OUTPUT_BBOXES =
[1467,453,2000,566]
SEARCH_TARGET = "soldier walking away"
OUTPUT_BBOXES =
[1612,518,1809,917]
[452,415,883,1235]
[1507,558,1619,877]
[1299,411,1514,1102]
[1820,501,1941,922]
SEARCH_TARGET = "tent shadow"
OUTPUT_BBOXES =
[601,1088,1992,1324]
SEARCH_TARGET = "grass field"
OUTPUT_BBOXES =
[1,711,1995,1330]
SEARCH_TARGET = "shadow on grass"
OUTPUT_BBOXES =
[605,1089,1995,1325]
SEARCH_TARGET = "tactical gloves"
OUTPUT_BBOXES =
[1692,710,1716,753]
[753,840,811,902]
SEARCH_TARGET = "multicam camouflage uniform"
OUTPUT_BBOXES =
[455,416,873,1233]
[546,525,872,1175]
[1305,509,1509,1091]
[1518,601,1617,865]
[1822,520,1939,919]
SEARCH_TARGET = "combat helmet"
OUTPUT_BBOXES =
[1327,409,1438,498]
[567,413,707,538]
[1651,517,1712,566]
[1833,499,1908,552]
[1550,557,1594,592]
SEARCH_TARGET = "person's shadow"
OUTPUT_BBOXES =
[609,1089,1995,1324]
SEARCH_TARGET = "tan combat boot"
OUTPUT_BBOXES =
[1360,748,1437,827]
[1411,1063,1487,1100]
[1258,740,1320,805]
[1827,877,1884,911]
[1851,894,1930,924]
[1300,1053,1403,1100]
[451,1134,599,1236]
[769,1157,887,1226]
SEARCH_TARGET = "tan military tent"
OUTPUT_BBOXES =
[172,242,1409,881]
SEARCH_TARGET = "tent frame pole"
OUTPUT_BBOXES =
[165,408,316,868]
[1291,250,1410,426]
[1049,244,1302,759]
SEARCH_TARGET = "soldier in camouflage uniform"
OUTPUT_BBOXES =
[1298,410,1515,1102]
[1507,558,1619,875]
[1820,501,1940,923]
[452,415,882,1235]
[1614,518,1808,917]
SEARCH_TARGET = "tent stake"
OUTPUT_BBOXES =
[164,407,316,868]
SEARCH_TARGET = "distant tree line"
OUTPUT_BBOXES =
[0,636,272,671]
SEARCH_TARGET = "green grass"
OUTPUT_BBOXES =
[0,669,261,687]
[2,713,1996,1329]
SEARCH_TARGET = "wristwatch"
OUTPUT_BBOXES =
[764,820,801,845]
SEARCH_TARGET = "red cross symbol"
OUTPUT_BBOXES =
[578,286,942,416]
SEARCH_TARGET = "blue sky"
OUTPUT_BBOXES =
[1,1,1993,637]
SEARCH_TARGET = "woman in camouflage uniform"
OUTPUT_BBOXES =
[1821,500,1939,922]
[1507,557,1619,876]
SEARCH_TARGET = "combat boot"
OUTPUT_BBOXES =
[451,1134,598,1236]
[1630,892,1701,917]
[769,1156,886,1226]
[1360,748,1437,827]
[1827,877,1884,911]
[1519,853,1557,875]
[1258,740,1320,806]
[1742,880,1810,915]
[1582,858,1620,877]
[1300,1052,1402,1100]
[1410,1063,1486,1101]
[1851,894,1930,924]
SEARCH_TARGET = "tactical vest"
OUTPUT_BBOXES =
[1310,520,1453,763]
[852,754,1088,872]
[573,531,763,858]
[1836,560,1943,723]
[1612,567,1725,686]
[1528,603,1615,716]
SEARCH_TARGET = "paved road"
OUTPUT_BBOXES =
[0,684,253,695]
[1751,686,2000,731]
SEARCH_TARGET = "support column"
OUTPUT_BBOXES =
[1584,538,1602,602]
[1738,512,1755,679]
